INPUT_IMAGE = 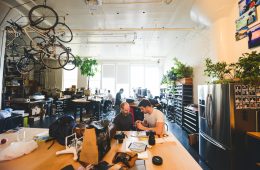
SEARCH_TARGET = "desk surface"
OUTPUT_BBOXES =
[0,128,202,170]
[72,98,102,103]
[247,132,260,140]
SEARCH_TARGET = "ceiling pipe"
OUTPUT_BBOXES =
[69,41,135,44]
[71,27,194,32]
[85,0,173,5]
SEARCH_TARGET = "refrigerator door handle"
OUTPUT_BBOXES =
[209,94,213,128]
[200,132,226,151]
[205,94,211,128]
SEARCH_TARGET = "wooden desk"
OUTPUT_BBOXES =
[72,98,102,121]
[0,129,202,170]
[247,132,260,140]
[71,98,91,121]
[0,128,81,170]
[103,131,202,170]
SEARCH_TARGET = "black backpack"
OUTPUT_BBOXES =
[49,115,76,145]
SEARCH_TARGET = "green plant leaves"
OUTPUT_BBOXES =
[75,55,98,77]
[161,58,193,87]
[204,51,260,84]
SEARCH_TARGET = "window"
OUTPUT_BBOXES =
[145,65,160,96]
[102,64,115,94]
[63,67,78,90]
[89,65,101,93]
[130,64,145,90]
[116,64,129,97]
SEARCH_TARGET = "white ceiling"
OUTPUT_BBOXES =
[1,0,199,61]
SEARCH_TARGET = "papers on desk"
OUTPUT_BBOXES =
[128,142,147,152]
[33,131,50,142]
[130,131,147,138]
[125,140,149,159]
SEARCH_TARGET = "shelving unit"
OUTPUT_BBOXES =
[2,58,25,108]
[173,84,193,126]
[183,106,198,134]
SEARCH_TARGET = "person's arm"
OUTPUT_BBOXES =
[136,122,164,135]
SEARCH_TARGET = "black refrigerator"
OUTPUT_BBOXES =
[198,84,260,170]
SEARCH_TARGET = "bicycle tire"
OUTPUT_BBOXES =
[30,36,47,52]
[16,56,35,73]
[6,37,26,56]
[60,52,76,70]
[29,5,58,30]
[41,44,69,69]
[53,22,73,43]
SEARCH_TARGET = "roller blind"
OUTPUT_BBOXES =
[116,65,129,84]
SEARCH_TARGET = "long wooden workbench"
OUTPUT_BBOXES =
[0,128,202,170]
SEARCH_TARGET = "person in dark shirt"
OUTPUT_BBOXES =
[113,102,133,131]
[115,88,124,114]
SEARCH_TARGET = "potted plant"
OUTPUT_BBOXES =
[233,51,260,85]
[204,51,260,85]
[203,58,234,84]
[75,56,98,99]
[161,58,193,94]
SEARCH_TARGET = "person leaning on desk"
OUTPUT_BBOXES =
[135,99,165,136]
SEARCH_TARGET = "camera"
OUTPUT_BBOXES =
[146,130,156,145]
[146,130,156,137]
[114,132,126,143]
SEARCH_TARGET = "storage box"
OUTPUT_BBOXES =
[188,133,198,146]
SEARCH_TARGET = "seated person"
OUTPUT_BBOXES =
[135,99,165,136]
[103,90,113,112]
[113,102,133,131]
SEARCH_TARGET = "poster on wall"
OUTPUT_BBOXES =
[239,0,250,15]
[239,0,260,16]
[235,27,248,40]
[247,22,260,48]
[235,85,260,109]
[236,7,256,31]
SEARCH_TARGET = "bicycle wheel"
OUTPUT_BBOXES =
[16,56,35,73]
[29,5,58,30]
[6,37,26,56]
[41,44,69,69]
[52,22,73,43]
[60,52,76,70]
[30,36,47,52]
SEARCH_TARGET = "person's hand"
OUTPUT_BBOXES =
[136,121,144,130]
[135,120,141,124]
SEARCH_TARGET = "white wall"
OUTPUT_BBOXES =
[164,0,260,104]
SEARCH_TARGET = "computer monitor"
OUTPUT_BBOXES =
[141,88,147,97]
[137,88,142,97]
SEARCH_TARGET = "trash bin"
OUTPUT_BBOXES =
[188,133,198,146]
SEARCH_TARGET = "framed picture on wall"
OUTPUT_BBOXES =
[239,0,249,15]
[239,0,257,15]
[235,27,248,40]
[247,23,260,48]
[236,7,256,31]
